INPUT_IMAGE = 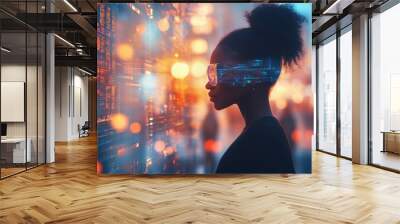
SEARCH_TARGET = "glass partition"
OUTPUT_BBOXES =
[38,32,45,165]
[0,0,46,179]
[1,30,28,177]
[27,31,38,169]
[317,36,337,154]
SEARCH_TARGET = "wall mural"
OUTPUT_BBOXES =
[97,3,312,174]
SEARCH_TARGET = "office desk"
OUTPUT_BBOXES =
[1,138,31,163]
[382,131,400,154]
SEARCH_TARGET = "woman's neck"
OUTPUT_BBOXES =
[237,89,272,127]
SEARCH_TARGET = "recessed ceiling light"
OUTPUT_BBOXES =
[63,0,78,12]
[78,67,93,76]
[1,47,11,53]
[54,34,75,48]
[322,0,355,15]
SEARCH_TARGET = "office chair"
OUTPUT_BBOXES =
[79,121,90,138]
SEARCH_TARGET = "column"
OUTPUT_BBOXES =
[352,14,369,164]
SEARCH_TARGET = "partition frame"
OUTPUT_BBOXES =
[315,24,353,161]
[0,0,47,180]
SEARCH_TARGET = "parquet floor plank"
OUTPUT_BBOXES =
[1,135,400,223]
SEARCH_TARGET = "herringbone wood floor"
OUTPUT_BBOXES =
[1,136,400,224]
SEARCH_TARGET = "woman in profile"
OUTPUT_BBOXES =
[206,4,305,173]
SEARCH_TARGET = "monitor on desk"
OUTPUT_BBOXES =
[1,123,7,138]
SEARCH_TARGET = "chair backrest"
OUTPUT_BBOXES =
[83,121,90,129]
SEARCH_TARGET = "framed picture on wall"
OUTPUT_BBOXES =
[97,3,313,174]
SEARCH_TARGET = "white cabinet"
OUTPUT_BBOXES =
[1,138,32,163]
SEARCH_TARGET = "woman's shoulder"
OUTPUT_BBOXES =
[217,116,294,173]
[244,116,291,152]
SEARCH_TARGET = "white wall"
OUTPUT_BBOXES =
[1,65,42,137]
[54,67,89,141]
[55,67,69,141]
[1,64,46,163]
[72,73,89,138]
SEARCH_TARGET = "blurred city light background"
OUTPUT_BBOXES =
[97,3,312,174]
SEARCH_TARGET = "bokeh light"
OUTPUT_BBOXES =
[292,94,304,104]
[204,139,219,153]
[116,44,134,61]
[141,74,157,90]
[146,158,152,166]
[191,59,208,77]
[117,147,127,156]
[193,24,213,34]
[171,62,189,79]
[157,17,170,32]
[197,3,214,15]
[276,99,288,110]
[96,161,102,174]
[174,16,181,23]
[130,122,142,134]
[130,4,141,15]
[190,16,213,34]
[136,23,146,33]
[154,140,166,153]
[191,38,208,54]
[163,146,176,156]
[110,113,129,132]
[190,15,207,26]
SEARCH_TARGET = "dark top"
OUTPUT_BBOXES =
[216,116,295,173]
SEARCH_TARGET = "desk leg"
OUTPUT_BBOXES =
[382,133,386,153]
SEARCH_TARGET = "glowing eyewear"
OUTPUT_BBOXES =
[207,58,281,87]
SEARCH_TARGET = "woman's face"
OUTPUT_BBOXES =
[206,82,244,110]
[206,45,247,110]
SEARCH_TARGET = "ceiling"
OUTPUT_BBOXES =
[311,0,390,42]
[0,0,394,75]
[0,0,97,74]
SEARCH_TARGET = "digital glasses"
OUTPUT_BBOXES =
[207,58,281,87]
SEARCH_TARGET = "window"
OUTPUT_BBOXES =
[317,36,337,154]
[339,28,352,158]
[371,3,400,171]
